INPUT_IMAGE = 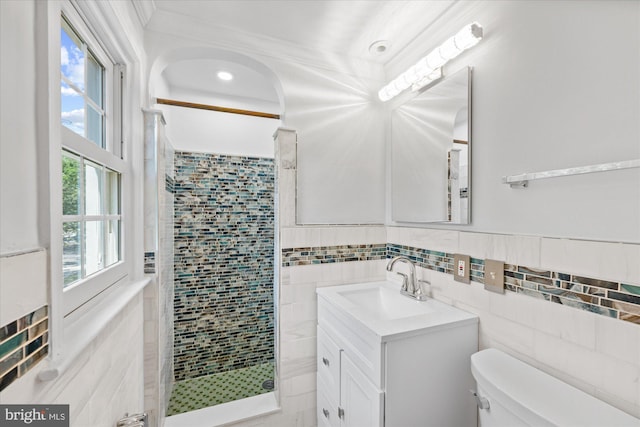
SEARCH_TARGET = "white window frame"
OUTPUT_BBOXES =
[55,1,129,316]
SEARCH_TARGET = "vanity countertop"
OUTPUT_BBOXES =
[316,280,478,340]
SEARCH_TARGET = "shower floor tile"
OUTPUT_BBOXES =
[166,362,274,416]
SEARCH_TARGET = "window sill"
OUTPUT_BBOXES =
[38,277,150,381]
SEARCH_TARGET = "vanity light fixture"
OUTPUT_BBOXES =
[217,71,234,81]
[378,22,483,102]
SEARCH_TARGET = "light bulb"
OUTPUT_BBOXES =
[439,37,460,60]
[377,22,483,101]
[217,71,233,81]
[425,50,447,70]
[454,23,483,50]
[414,57,433,77]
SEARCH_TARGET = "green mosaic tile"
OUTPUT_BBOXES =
[166,362,274,416]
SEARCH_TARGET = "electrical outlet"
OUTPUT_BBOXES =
[453,254,470,284]
[484,259,505,294]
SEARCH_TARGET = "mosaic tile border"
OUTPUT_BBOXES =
[281,244,386,267]
[0,306,49,391]
[144,251,156,274]
[386,243,640,325]
[281,242,639,325]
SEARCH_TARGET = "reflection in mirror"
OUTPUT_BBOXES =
[391,67,471,224]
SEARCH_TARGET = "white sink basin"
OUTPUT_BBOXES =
[317,281,477,338]
[338,285,434,320]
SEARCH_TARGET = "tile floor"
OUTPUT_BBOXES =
[167,362,274,416]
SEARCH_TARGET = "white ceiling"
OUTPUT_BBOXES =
[150,0,456,103]
[162,59,281,104]
[153,0,454,62]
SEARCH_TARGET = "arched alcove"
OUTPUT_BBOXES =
[146,46,285,421]
[148,46,285,116]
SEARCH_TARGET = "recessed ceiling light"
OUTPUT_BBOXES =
[217,71,233,81]
[369,40,390,56]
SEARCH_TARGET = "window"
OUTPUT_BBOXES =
[60,17,105,148]
[59,11,126,314]
[62,151,121,287]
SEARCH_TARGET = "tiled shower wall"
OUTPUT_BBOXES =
[173,152,275,381]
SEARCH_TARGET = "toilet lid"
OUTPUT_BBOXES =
[471,348,640,427]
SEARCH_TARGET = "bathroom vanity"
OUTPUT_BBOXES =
[316,281,478,427]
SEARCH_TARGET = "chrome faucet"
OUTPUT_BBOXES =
[386,256,429,301]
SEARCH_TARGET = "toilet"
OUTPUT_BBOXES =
[471,348,640,427]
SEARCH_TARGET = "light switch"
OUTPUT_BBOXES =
[453,254,470,284]
[484,259,505,294]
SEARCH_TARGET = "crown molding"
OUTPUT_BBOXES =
[146,9,384,81]
[71,0,143,63]
[131,0,156,28]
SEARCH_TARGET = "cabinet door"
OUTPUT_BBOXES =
[340,352,384,427]
[318,326,342,399]
[318,388,340,427]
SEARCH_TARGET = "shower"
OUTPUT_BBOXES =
[145,49,285,424]
[167,151,276,415]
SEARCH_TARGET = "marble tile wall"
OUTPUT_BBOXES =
[0,249,49,393]
[387,227,640,418]
[142,111,174,427]
[173,152,275,381]
[2,287,145,427]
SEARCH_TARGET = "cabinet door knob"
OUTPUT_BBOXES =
[338,407,345,419]
[322,357,330,366]
[322,408,330,418]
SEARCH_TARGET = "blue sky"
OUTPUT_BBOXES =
[61,26,85,135]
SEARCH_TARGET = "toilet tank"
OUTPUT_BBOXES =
[471,348,640,427]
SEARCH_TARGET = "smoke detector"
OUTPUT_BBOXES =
[369,40,390,57]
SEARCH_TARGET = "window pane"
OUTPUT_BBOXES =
[63,222,81,287]
[84,221,104,276]
[61,19,84,91]
[86,104,104,147]
[87,52,103,107]
[61,81,85,136]
[84,160,103,215]
[105,168,120,215]
[105,220,120,267]
[62,152,81,216]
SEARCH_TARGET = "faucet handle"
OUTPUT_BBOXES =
[396,272,409,291]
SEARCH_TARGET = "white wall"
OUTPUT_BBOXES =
[158,87,281,158]
[386,0,640,243]
[0,0,40,254]
[144,19,388,224]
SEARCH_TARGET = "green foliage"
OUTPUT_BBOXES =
[62,155,79,215]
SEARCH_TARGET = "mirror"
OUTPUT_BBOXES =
[391,67,471,224]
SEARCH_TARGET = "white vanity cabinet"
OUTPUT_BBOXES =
[316,281,479,427]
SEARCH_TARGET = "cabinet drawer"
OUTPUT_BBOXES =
[317,389,340,427]
[317,326,341,399]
